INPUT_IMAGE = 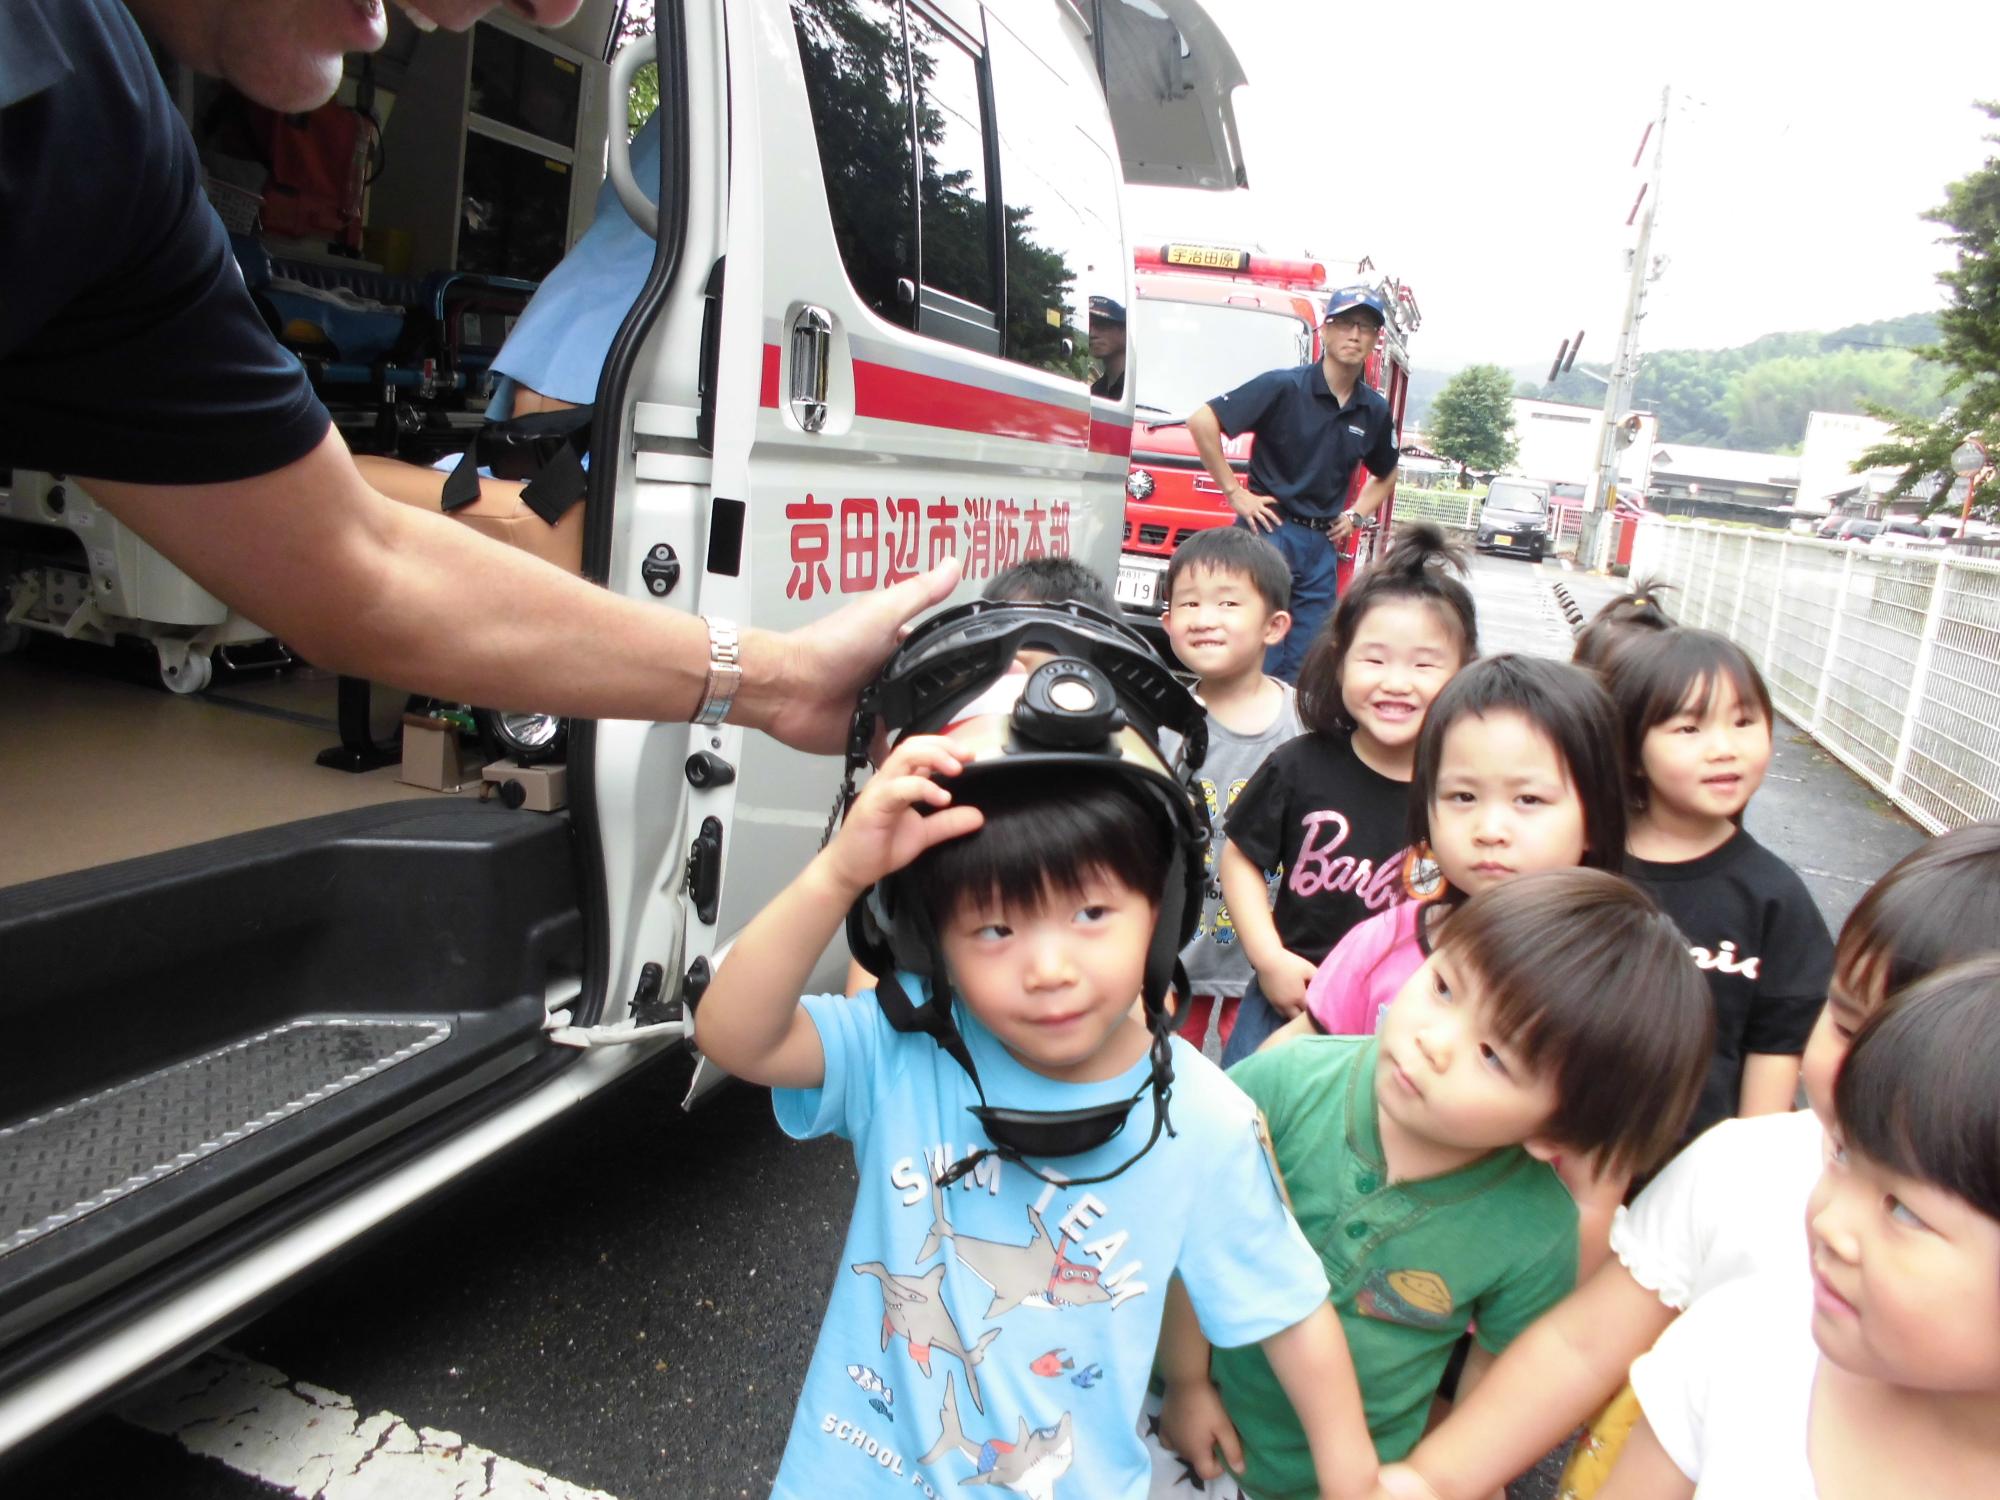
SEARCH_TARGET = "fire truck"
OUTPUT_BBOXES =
[1111,243,1420,626]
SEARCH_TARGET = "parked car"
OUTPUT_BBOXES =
[1827,517,1886,545]
[1475,477,1552,562]
[1870,519,1946,552]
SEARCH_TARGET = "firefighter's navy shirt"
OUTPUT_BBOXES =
[1208,362,1398,521]
[0,0,329,482]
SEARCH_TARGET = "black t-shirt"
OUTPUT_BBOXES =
[1627,828,1834,1142]
[1207,363,1398,519]
[0,0,329,482]
[1223,731,1414,967]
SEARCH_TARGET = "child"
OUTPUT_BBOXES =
[983,554,1119,617]
[1218,525,1476,1064]
[1571,581,1674,675]
[1161,527,1302,1060]
[1278,654,1627,1043]
[697,615,1380,1500]
[1158,870,1713,1500]
[1600,957,2000,1497]
[1608,628,1832,1141]
[1377,822,2000,1500]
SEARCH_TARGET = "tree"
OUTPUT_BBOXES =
[1429,364,1520,476]
[1856,101,2000,514]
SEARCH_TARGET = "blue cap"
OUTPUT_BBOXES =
[1324,284,1387,325]
[1089,295,1126,325]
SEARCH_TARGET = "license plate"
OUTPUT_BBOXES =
[1494,533,1514,546]
[1114,564,1159,607]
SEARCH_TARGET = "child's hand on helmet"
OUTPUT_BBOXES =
[823,735,984,896]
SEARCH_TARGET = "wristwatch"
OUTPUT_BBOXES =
[693,616,742,726]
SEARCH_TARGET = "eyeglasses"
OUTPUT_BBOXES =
[1327,315,1382,334]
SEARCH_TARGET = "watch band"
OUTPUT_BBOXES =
[693,616,742,726]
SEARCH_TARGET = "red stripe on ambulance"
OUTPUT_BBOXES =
[758,344,1104,449]
[1088,419,1133,458]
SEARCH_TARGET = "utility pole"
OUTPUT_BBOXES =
[1586,87,1670,571]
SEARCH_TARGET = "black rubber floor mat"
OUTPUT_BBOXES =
[0,1018,452,1256]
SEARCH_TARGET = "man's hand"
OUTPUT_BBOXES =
[1257,950,1322,1017]
[740,558,960,754]
[1158,1378,1244,1481]
[1228,485,1283,533]
[1328,511,1359,546]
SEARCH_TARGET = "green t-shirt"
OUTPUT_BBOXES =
[1211,1036,1578,1500]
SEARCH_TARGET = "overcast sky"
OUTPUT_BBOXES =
[1125,0,2000,371]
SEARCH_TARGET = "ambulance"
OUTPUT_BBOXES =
[1111,243,1421,628]
[0,0,1247,1451]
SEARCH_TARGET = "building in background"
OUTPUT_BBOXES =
[1647,443,1799,513]
[1510,397,1656,497]
[1797,411,1898,519]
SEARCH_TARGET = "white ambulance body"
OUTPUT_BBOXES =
[0,0,1246,1453]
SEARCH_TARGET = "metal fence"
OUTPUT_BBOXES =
[1392,485,1483,533]
[1628,518,2000,834]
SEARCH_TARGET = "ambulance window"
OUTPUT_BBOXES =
[986,24,1119,380]
[908,9,998,352]
[792,0,918,330]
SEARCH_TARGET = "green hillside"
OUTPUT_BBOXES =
[1404,314,1944,449]
[1524,314,1944,450]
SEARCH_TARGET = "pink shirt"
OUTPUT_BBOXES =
[1304,901,1429,1036]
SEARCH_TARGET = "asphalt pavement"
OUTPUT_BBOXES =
[8,553,1929,1500]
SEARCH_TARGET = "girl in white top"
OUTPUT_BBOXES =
[1606,957,2000,1498]
[1374,821,2000,1500]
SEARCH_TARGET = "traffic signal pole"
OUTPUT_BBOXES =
[1586,87,1670,571]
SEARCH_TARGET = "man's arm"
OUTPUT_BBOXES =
[85,431,957,753]
[1738,1053,1801,1116]
[1263,1301,1378,1500]
[1188,403,1278,532]
[1389,1256,1677,1500]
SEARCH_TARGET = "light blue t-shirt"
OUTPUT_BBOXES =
[488,113,662,406]
[770,980,1329,1500]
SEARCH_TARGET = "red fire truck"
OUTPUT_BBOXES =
[1112,243,1420,626]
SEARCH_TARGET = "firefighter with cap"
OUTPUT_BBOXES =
[1089,294,1128,400]
[1186,284,1400,682]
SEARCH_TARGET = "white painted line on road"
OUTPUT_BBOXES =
[121,1349,618,1500]
[1796,865,1877,888]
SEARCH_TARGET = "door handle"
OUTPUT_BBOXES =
[789,306,832,433]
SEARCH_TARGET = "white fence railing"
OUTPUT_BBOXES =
[1392,486,1483,533]
[1628,519,2000,834]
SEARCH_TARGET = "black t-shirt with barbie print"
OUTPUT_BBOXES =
[1626,827,1833,1143]
[1223,731,1415,967]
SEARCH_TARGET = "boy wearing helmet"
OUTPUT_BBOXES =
[1186,284,1400,682]
[697,603,1378,1499]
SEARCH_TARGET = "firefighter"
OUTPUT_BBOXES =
[1187,284,1401,682]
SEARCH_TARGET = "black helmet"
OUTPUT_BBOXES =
[834,597,1210,1187]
